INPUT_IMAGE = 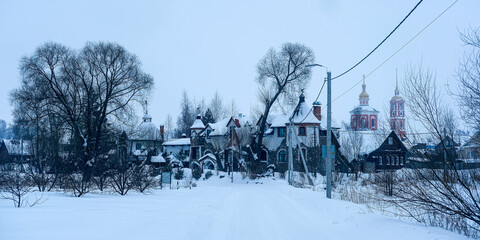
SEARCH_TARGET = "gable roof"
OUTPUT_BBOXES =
[1,139,33,156]
[370,131,408,155]
[163,138,190,146]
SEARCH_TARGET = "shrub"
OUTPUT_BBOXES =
[174,168,184,180]
[192,167,202,180]
[205,171,213,180]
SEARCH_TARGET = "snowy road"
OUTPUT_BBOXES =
[0,176,467,240]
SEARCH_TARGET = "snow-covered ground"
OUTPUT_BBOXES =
[0,174,467,240]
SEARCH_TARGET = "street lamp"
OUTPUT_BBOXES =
[306,63,332,199]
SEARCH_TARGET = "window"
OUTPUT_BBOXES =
[400,157,404,165]
[298,127,306,136]
[371,119,375,128]
[387,156,390,165]
[277,127,286,137]
[136,143,142,150]
[393,111,395,116]
[388,137,393,145]
[379,156,383,165]
[278,150,286,163]
[395,156,399,165]
[361,118,366,128]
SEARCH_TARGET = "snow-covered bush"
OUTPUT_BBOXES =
[205,171,213,180]
[174,168,184,180]
[192,167,202,180]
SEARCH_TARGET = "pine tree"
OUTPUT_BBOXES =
[203,108,215,125]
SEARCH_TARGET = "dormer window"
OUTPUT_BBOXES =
[388,137,393,145]
[277,127,286,137]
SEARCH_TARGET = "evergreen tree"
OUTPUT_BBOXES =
[203,108,215,125]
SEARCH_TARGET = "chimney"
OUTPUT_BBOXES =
[313,101,321,121]
[159,125,164,140]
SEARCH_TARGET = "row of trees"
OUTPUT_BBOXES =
[6,42,154,197]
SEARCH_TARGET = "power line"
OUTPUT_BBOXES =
[332,0,460,103]
[297,78,326,124]
[331,0,424,80]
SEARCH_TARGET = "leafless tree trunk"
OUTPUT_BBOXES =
[254,43,314,173]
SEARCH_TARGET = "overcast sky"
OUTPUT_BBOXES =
[1,0,478,130]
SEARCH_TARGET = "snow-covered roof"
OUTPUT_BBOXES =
[265,94,321,131]
[1,140,32,156]
[290,99,321,125]
[236,113,251,127]
[190,115,205,130]
[130,114,162,141]
[163,138,191,146]
[199,153,216,161]
[206,117,232,136]
[268,114,289,128]
[349,105,379,114]
[150,155,166,163]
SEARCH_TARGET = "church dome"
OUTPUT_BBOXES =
[131,113,161,141]
[391,95,403,101]
[359,91,369,99]
[358,76,369,106]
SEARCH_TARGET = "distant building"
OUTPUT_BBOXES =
[350,76,379,131]
[365,131,408,172]
[390,77,406,138]
[0,139,33,165]
[259,92,344,174]
[128,112,163,163]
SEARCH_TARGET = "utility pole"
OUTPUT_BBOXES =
[231,126,234,183]
[305,64,332,198]
[288,125,294,185]
[326,71,332,199]
[443,127,448,182]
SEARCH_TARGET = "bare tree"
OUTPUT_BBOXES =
[457,27,480,131]
[378,63,480,237]
[0,172,32,207]
[164,114,174,142]
[339,122,364,179]
[15,42,153,197]
[209,90,228,122]
[254,43,314,172]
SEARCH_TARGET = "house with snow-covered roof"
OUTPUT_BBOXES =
[0,139,33,165]
[128,112,163,163]
[258,92,346,175]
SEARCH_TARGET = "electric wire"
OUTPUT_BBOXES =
[331,0,424,80]
[331,0,460,103]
